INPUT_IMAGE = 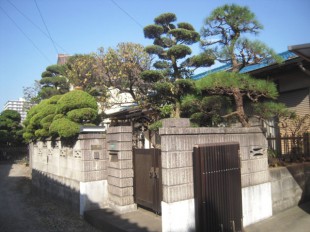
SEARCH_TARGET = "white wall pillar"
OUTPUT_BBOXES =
[162,199,195,232]
[242,182,272,227]
[80,180,108,215]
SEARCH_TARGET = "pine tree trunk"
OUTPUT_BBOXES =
[174,101,181,118]
[233,88,250,127]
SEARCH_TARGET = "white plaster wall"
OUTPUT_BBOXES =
[162,199,195,232]
[242,182,272,227]
[80,180,108,215]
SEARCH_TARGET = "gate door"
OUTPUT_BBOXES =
[133,148,162,214]
[193,143,243,232]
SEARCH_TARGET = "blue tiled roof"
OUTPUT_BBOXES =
[191,51,297,80]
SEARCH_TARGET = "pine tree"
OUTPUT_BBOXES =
[142,12,214,118]
[38,64,69,99]
[199,4,284,127]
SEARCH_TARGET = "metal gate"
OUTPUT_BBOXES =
[133,148,162,214]
[193,143,243,232]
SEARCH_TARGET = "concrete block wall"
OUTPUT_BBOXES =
[159,119,271,231]
[270,163,310,214]
[30,133,108,215]
[107,126,137,213]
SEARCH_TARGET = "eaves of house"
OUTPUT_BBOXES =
[288,43,310,62]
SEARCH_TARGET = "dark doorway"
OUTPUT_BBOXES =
[193,142,243,232]
[133,148,162,214]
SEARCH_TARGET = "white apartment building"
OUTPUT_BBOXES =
[3,98,32,123]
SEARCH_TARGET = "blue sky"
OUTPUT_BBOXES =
[0,0,309,110]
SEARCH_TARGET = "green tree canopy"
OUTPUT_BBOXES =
[38,64,69,100]
[0,110,24,146]
[65,54,99,92]
[200,4,280,72]
[142,12,215,118]
[198,4,285,127]
[196,72,282,124]
[23,90,100,141]
[180,94,233,127]
[97,43,152,105]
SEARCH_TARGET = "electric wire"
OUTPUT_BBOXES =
[6,0,67,54]
[109,0,143,28]
[34,0,59,55]
[0,5,52,63]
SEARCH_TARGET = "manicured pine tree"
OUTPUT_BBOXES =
[142,12,214,118]
[38,64,69,99]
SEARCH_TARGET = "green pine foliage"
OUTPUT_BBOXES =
[142,12,215,118]
[38,64,69,100]
[252,102,293,120]
[0,110,24,146]
[196,72,278,100]
[57,90,98,114]
[67,108,100,124]
[194,72,289,124]
[49,118,80,138]
[181,94,233,127]
[197,4,286,127]
[23,90,100,142]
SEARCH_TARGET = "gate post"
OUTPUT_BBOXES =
[107,126,137,213]
[160,118,196,232]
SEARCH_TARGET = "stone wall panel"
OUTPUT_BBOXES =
[108,176,133,188]
[161,151,193,169]
[163,184,194,203]
[162,167,193,186]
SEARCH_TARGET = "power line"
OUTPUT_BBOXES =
[110,0,143,29]
[0,5,52,63]
[34,0,59,55]
[6,0,67,54]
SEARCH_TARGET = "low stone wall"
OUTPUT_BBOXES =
[30,133,108,215]
[32,169,80,211]
[30,122,309,232]
[159,119,271,231]
[270,163,310,214]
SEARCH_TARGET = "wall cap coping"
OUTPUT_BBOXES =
[269,162,310,172]
[159,126,264,135]
[29,133,106,145]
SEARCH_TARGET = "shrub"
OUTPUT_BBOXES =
[49,118,80,138]
[34,128,49,138]
[67,108,99,124]
[57,90,98,114]
[23,90,101,142]
[53,114,64,121]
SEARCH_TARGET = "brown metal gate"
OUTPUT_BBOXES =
[133,148,162,214]
[193,143,243,232]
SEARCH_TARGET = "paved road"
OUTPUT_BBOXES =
[0,162,101,232]
[245,201,310,232]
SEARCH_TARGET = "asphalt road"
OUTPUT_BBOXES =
[0,162,101,232]
[245,201,310,232]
